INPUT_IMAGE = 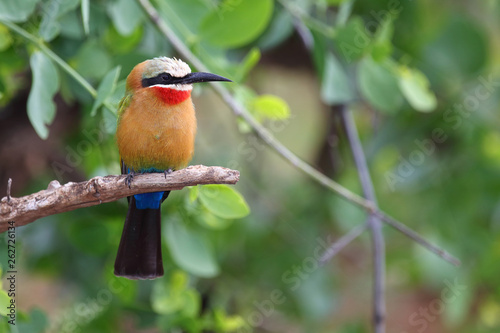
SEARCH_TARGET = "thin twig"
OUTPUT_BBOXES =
[319,223,368,264]
[0,165,239,231]
[6,178,12,203]
[135,0,461,267]
[340,106,385,333]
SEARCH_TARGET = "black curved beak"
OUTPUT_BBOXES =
[180,72,232,84]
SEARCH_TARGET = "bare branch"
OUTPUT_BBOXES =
[0,165,239,232]
[340,106,386,333]
[319,223,369,264]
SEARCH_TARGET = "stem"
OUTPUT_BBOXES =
[1,19,116,113]
[319,223,369,264]
[340,106,385,333]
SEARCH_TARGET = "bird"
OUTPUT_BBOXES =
[114,57,231,279]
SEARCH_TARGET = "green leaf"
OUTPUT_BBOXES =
[39,0,79,41]
[357,57,403,114]
[256,9,294,50]
[27,52,60,140]
[0,24,13,52]
[200,0,274,48]
[108,0,144,36]
[235,47,261,82]
[0,0,39,22]
[72,40,112,80]
[334,17,372,63]
[197,209,233,230]
[165,219,219,278]
[104,25,143,54]
[397,66,437,112]
[371,18,394,62]
[81,0,90,35]
[0,290,11,316]
[198,185,250,219]
[151,271,190,314]
[321,52,354,105]
[188,186,199,202]
[251,94,290,121]
[17,308,48,333]
[91,66,121,116]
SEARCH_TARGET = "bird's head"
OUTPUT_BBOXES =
[126,57,231,105]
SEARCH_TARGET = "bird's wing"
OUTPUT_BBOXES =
[117,92,132,118]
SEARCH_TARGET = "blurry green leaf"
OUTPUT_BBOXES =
[444,278,472,328]
[397,66,437,112]
[152,271,189,314]
[251,94,290,121]
[256,9,294,50]
[235,47,261,81]
[91,66,121,116]
[371,19,393,62]
[213,308,246,331]
[0,0,39,22]
[39,0,79,41]
[108,0,143,36]
[423,16,487,78]
[200,0,273,48]
[27,51,60,140]
[17,308,48,333]
[0,290,11,316]
[166,219,219,278]
[357,57,403,113]
[321,52,354,105]
[104,25,143,54]
[334,17,371,63]
[81,0,90,35]
[0,24,13,51]
[325,0,348,4]
[72,40,112,80]
[159,0,212,36]
[58,9,85,39]
[199,185,250,219]
[188,186,199,202]
[197,208,233,230]
[67,221,109,255]
[180,289,201,318]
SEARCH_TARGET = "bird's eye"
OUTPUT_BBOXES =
[161,73,172,82]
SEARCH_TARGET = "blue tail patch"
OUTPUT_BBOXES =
[130,167,166,209]
[134,191,165,209]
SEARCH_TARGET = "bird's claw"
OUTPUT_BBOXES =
[125,172,135,189]
[164,168,173,179]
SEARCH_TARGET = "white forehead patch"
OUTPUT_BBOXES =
[143,57,191,79]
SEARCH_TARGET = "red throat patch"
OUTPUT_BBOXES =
[152,86,191,105]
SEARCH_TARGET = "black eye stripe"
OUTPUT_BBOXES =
[142,73,182,88]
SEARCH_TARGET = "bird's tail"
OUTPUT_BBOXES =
[114,196,164,279]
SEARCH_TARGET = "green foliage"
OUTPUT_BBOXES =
[166,218,220,278]
[200,0,274,48]
[27,52,59,139]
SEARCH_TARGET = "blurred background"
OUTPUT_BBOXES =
[0,0,499,332]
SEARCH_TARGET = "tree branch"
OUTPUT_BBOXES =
[0,165,239,232]
[339,106,386,333]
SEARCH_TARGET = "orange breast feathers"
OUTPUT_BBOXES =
[116,89,197,172]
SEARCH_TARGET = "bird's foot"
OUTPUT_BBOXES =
[125,171,136,189]
[164,168,173,179]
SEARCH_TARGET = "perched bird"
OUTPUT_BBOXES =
[114,57,231,279]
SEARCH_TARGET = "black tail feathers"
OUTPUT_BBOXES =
[114,196,164,279]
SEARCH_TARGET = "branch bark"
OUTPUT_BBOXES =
[0,165,239,232]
